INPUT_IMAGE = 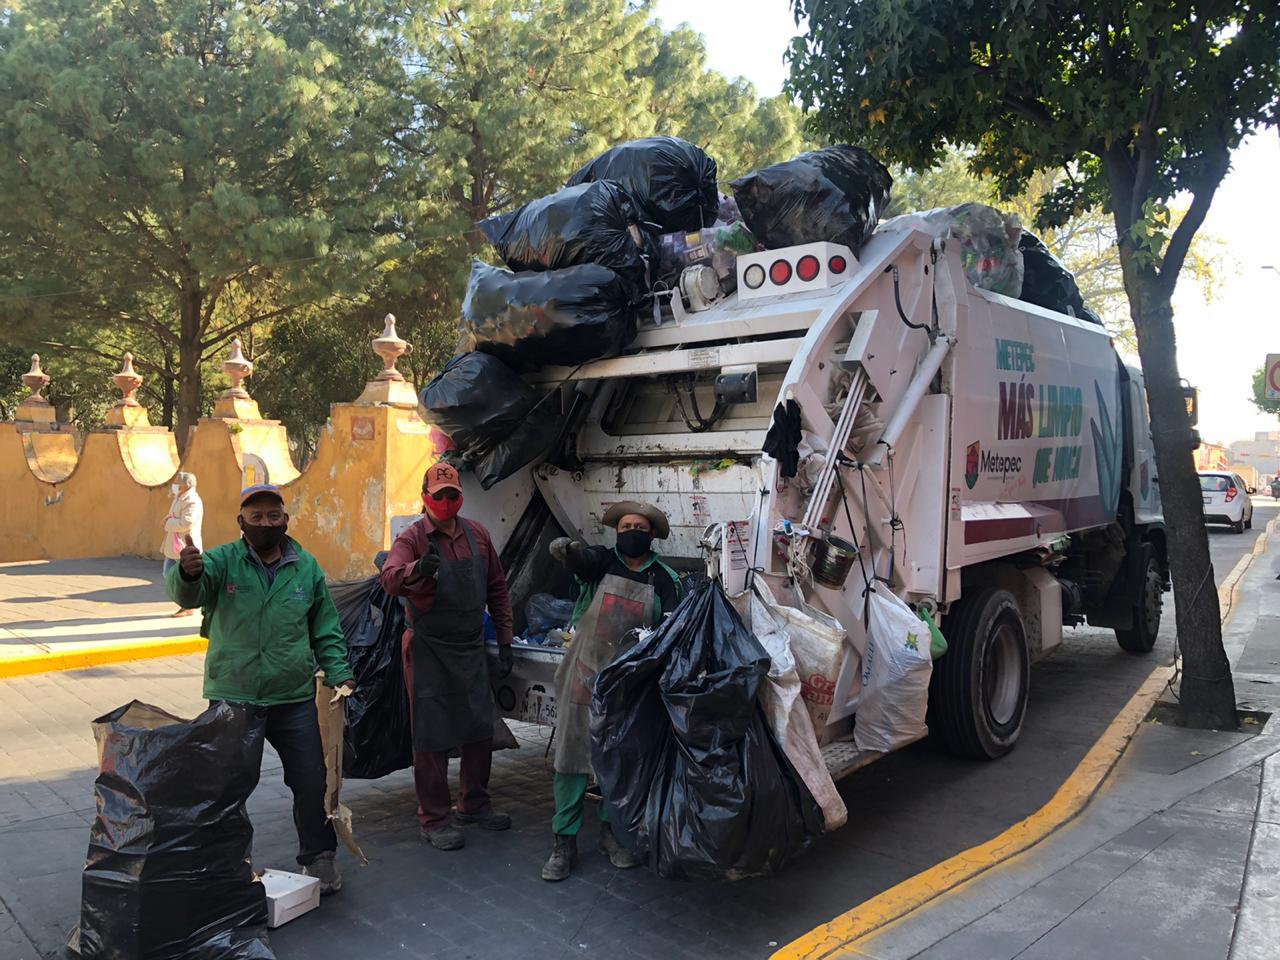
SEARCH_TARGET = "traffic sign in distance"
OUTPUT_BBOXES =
[1267,354,1280,400]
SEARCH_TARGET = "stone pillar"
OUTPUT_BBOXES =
[14,354,56,428]
[355,314,418,407]
[103,353,152,428]
[212,338,264,420]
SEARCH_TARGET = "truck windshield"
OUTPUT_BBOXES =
[1199,475,1230,492]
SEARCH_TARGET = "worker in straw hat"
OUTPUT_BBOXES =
[541,500,682,881]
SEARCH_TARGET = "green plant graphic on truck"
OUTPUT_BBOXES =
[1090,380,1123,520]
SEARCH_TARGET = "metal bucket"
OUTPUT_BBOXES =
[812,535,859,589]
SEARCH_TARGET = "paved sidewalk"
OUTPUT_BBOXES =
[840,520,1280,960]
[0,557,198,656]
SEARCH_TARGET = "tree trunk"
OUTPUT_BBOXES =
[1125,262,1237,729]
[176,282,203,454]
[161,344,175,429]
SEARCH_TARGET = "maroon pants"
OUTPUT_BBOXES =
[402,628,494,830]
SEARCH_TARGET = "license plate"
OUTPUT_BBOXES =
[1202,496,1211,506]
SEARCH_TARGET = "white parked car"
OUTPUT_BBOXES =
[1199,471,1254,534]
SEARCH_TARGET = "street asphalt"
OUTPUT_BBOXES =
[0,505,1275,960]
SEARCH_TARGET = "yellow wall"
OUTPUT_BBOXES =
[0,404,436,580]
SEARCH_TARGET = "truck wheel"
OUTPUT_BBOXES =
[1115,544,1162,655]
[928,588,1029,760]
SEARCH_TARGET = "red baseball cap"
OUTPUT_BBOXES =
[423,462,463,495]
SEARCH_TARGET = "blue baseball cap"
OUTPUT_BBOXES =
[240,484,284,508]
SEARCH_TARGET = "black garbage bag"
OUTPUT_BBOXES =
[462,260,639,373]
[329,576,412,780]
[76,701,274,960]
[476,181,656,287]
[418,352,559,488]
[591,580,825,881]
[730,145,892,254]
[567,136,719,233]
[1018,231,1104,325]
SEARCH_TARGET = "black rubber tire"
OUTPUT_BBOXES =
[928,587,1029,760]
[1246,510,1253,530]
[1116,543,1162,655]
[1232,517,1245,534]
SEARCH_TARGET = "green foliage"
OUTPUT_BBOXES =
[788,2,1279,284]
[0,0,413,440]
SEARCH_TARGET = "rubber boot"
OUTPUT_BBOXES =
[541,834,577,881]
[598,823,641,869]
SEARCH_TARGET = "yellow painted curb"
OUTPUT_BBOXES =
[773,523,1272,960]
[0,635,207,679]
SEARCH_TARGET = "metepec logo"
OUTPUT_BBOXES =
[965,442,980,489]
[965,440,1024,489]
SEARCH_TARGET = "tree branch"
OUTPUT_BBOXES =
[1158,149,1230,297]
[38,340,177,380]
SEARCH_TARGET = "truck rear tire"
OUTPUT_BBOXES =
[928,588,1029,760]
[1115,543,1162,655]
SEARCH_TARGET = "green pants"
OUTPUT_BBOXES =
[551,772,609,836]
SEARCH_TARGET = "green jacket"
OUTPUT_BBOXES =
[165,537,354,706]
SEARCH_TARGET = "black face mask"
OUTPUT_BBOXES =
[616,529,654,559]
[241,521,287,554]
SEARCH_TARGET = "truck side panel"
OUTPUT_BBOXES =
[946,290,1123,571]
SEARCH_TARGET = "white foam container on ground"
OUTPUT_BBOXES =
[260,869,321,928]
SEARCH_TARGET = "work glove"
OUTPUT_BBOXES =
[497,643,514,679]
[178,534,204,579]
[329,681,357,705]
[549,537,571,564]
[416,544,441,581]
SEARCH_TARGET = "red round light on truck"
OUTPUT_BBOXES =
[796,254,821,281]
[828,255,847,274]
[769,259,792,285]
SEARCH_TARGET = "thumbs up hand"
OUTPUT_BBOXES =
[179,534,204,578]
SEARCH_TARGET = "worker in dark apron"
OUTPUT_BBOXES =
[380,462,515,851]
[541,501,682,881]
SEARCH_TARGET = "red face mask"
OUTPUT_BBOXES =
[424,493,463,522]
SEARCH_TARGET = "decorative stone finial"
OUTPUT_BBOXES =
[222,338,254,397]
[356,312,417,407]
[15,353,56,426]
[371,314,408,382]
[21,354,50,403]
[105,352,151,428]
[213,338,263,420]
[113,353,143,406]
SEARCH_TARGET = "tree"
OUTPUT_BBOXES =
[1252,366,1280,420]
[0,0,412,448]
[788,2,1280,729]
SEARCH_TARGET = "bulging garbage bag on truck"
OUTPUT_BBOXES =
[75,700,274,960]
[461,259,639,372]
[880,203,1024,296]
[1018,231,1104,325]
[730,145,892,254]
[418,352,559,489]
[328,575,412,780]
[567,136,719,233]
[657,221,758,287]
[854,588,933,754]
[591,580,825,881]
[476,181,656,287]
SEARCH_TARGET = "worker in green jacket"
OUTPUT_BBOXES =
[166,484,355,895]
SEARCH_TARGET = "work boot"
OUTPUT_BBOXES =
[420,824,465,851]
[303,851,342,895]
[598,823,641,869]
[454,808,512,831]
[541,834,577,881]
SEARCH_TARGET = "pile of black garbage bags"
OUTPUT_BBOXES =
[418,138,896,488]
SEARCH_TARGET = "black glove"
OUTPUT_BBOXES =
[497,643,514,679]
[416,545,440,580]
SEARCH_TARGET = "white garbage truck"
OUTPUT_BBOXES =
[465,216,1167,775]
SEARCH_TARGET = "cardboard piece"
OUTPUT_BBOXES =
[260,869,320,928]
[314,679,368,865]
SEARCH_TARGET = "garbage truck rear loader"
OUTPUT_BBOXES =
[475,218,1167,773]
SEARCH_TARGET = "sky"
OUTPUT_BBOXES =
[652,0,1280,448]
